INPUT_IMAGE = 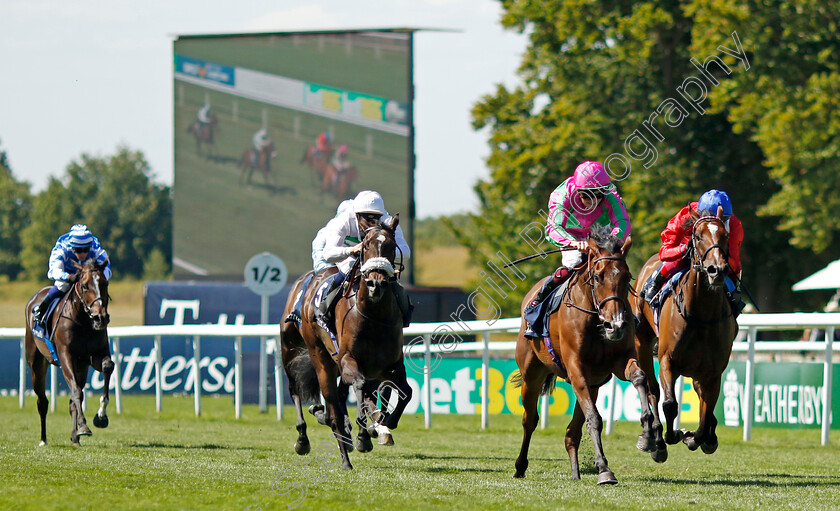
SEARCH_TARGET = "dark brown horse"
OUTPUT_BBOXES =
[188,115,218,156]
[300,144,334,186]
[512,231,660,484]
[322,163,358,200]
[24,259,113,446]
[632,206,737,461]
[240,142,277,189]
[280,216,412,470]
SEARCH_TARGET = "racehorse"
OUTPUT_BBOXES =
[632,205,737,461]
[300,144,334,186]
[512,230,660,484]
[280,215,412,470]
[321,163,358,200]
[24,259,114,446]
[188,115,218,157]
[240,141,277,189]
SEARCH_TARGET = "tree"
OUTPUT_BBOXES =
[21,147,172,280]
[464,0,826,315]
[0,140,32,279]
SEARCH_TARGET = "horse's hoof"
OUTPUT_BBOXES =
[308,404,324,415]
[665,429,684,444]
[72,441,81,447]
[294,439,310,456]
[597,471,618,485]
[77,425,92,437]
[38,441,47,447]
[701,440,718,455]
[636,433,657,453]
[356,435,373,453]
[93,414,109,429]
[512,471,526,479]
[341,461,353,471]
[651,447,668,463]
[681,430,700,451]
[377,433,394,446]
[366,425,379,438]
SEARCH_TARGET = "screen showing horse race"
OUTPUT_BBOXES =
[172,30,412,280]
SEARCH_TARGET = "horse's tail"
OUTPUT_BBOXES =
[509,371,556,396]
[287,346,321,404]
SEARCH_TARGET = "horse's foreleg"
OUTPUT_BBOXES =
[378,363,413,432]
[658,356,683,445]
[292,394,311,455]
[618,358,663,463]
[92,355,114,428]
[685,376,721,454]
[31,355,49,446]
[564,402,586,480]
[351,379,374,453]
[513,365,544,479]
[321,356,353,469]
[571,376,617,485]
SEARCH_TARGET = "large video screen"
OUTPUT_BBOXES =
[173,31,412,280]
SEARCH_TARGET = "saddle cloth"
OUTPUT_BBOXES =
[523,279,572,339]
[31,295,64,366]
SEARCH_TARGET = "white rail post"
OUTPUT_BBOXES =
[50,365,57,412]
[259,296,268,413]
[822,326,834,446]
[539,392,549,430]
[154,336,162,412]
[113,337,122,414]
[674,375,684,430]
[743,326,757,441]
[235,336,242,419]
[605,375,618,434]
[274,338,283,421]
[424,333,431,429]
[481,332,490,430]
[19,338,25,408]
[193,336,201,417]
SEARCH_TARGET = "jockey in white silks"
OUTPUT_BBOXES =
[197,104,213,125]
[316,190,412,329]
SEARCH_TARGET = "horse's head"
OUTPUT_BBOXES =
[360,215,400,303]
[689,205,730,289]
[73,259,110,330]
[584,229,632,342]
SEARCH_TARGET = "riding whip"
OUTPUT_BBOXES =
[503,247,577,268]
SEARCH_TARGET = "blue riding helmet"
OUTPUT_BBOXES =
[68,224,93,248]
[698,189,733,217]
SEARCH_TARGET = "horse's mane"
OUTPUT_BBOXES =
[589,225,622,254]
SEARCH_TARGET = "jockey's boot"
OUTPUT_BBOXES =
[32,287,62,326]
[726,287,747,319]
[525,267,571,312]
[392,283,413,327]
[640,265,667,305]
[316,275,344,329]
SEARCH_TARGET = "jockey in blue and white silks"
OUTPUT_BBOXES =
[316,190,412,328]
[33,224,111,326]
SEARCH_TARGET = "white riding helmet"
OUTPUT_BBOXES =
[353,191,386,215]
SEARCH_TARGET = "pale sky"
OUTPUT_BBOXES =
[0,0,526,218]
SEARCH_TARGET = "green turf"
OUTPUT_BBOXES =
[2,395,838,510]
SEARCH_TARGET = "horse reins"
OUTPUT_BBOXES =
[564,255,629,317]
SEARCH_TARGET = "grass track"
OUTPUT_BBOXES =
[2,395,839,510]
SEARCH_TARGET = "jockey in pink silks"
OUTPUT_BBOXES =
[523,161,631,333]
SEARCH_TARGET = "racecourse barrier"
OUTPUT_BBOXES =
[1,312,838,445]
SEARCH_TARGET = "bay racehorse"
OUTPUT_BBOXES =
[512,231,660,484]
[240,141,277,189]
[632,205,737,461]
[300,144,334,187]
[188,115,218,157]
[280,215,412,469]
[24,259,114,446]
[322,163,358,200]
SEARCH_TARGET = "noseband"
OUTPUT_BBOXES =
[566,255,628,317]
[358,226,398,281]
[689,216,729,272]
[73,273,106,320]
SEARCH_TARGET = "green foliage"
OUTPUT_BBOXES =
[465,0,834,314]
[20,147,172,280]
[142,247,171,281]
[415,214,472,249]
[0,141,32,279]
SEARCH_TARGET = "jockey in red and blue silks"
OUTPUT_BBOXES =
[315,132,332,159]
[524,161,631,325]
[638,189,745,314]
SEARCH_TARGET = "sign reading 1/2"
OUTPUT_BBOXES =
[244,252,288,296]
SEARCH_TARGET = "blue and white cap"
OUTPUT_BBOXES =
[698,189,733,217]
[68,224,93,248]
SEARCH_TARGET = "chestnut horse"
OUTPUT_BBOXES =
[322,163,358,200]
[300,144,334,187]
[632,206,737,461]
[240,141,277,189]
[512,231,660,485]
[24,259,114,446]
[280,216,412,470]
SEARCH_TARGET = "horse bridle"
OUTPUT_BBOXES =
[73,273,106,320]
[566,255,629,318]
[688,216,729,272]
[358,225,400,282]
